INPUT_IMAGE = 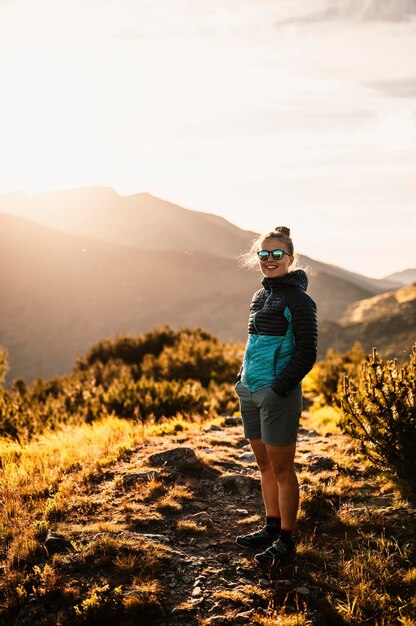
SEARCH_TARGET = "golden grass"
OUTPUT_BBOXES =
[176,519,207,534]
[212,584,268,606]
[0,416,146,568]
[123,579,163,612]
[156,483,194,512]
[1,399,415,625]
[253,614,311,626]
[236,514,261,526]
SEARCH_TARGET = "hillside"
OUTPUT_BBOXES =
[318,284,416,359]
[383,268,416,285]
[0,187,400,293]
[0,188,257,260]
[1,412,414,625]
[0,187,407,384]
[0,214,257,386]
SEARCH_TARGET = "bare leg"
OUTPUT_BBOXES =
[249,438,280,517]
[265,443,298,529]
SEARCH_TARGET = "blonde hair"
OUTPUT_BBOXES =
[239,226,304,271]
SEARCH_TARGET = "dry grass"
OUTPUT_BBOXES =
[0,416,145,566]
[176,519,207,534]
[1,396,415,625]
[253,612,311,626]
[123,579,163,613]
[156,484,194,513]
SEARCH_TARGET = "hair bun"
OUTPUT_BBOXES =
[275,226,290,236]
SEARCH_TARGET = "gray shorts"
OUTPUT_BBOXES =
[235,382,302,446]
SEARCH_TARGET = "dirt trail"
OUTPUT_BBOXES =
[53,417,346,625]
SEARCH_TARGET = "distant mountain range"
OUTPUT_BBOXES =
[383,269,416,285]
[0,188,414,385]
[319,284,416,360]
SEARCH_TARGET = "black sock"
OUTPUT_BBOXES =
[266,516,281,533]
[279,528,294,546]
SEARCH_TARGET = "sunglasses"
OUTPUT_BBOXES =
[257,249,291,261]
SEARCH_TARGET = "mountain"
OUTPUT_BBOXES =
[0,213,259,386]
[0,186,401,291]
[0,188,257,260]
[383,269,416,285]
[318,284,416,360]
[0,188,407,384]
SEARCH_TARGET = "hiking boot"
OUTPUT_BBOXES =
[235,525,280,549]
[254,537,296,566]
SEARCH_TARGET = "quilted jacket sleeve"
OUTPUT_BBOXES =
[271,292,318,396]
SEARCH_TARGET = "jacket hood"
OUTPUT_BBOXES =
[262,269,308,292]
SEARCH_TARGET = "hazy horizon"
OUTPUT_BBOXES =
[1,0,415,277]
[1,185,414,281]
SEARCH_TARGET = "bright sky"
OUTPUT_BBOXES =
[1,0,415,277]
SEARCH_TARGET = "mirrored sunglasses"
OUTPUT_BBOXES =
[257,249,291,261]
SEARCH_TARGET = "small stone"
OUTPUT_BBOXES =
[194,576,207,584]
[44,533,72,554]
[122,471,159,485]
[238,452,255,462]
[148,447,203,473]
[259,578,271,588]
[192,586,202,596]
[219,474,260,496]
[216,552,230,564]
[205,424,222,432]
[138,533,171,543]
[192,501,207,510]
[186,511,212,524]
[223,416,242,426]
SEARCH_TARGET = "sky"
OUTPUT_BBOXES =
[0,0,415,277]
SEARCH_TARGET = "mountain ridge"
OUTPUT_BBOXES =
[0,189,413,384]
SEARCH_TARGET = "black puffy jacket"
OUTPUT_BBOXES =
[238,269,318,395]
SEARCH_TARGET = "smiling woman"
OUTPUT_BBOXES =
[234,225,318,568]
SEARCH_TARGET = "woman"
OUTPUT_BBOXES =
[235,226,318,567]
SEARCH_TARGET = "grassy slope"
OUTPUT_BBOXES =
[0,409,415,626]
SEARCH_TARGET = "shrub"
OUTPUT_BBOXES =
[74,325,178,371]
[339,345,416,499]
[140,327,242,386]
[0,327,241,440]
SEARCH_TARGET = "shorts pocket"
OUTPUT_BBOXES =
[235,381,249,396]
[260,387,280,412]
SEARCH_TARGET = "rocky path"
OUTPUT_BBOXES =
[50,416,350,625]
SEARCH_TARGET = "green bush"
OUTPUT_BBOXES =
[140,327,242,386]
[339,345,416,499]
[0,327,242,441]
[74,326,178,371]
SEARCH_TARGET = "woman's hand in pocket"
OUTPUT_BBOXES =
[261,387,280,411]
